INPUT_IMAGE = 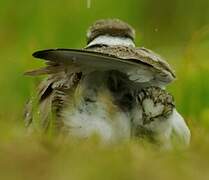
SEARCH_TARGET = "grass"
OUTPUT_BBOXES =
[1,125,209,180]
[1,0,209,179]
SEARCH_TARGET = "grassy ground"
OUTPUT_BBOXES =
[1,0,209,179]
[0,125,209,180]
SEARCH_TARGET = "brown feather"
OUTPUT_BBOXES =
[24,62,82,132]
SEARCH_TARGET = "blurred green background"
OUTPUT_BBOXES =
[0,0,209,179]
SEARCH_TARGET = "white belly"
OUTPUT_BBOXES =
[62,99,131,144]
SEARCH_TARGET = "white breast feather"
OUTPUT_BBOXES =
[63,100,131,143]
[169,108,191,146]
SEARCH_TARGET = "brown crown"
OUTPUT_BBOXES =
[87,19,135,44]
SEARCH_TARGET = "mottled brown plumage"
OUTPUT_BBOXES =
[131,87,176,146]
[137,86,175,125]
[85,45,175,83]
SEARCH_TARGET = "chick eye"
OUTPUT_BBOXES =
[84,97,96,102]
[150,117,155,122]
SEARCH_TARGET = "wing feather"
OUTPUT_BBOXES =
[32,46,175,86]
[24,63,81,132]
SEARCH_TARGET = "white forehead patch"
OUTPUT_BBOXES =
[87,35,135,47]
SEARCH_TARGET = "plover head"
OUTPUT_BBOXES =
[86,19,136,47]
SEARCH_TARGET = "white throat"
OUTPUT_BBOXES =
[87,35,135,47]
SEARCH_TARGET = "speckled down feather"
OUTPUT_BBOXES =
[24,63,82,131]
